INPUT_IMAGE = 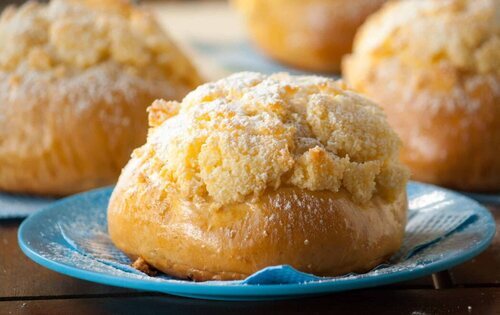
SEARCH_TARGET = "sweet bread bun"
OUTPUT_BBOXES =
[0,0,202,196]
[108,72,409,281]
[233,0,386,73]
[343,0,500,192]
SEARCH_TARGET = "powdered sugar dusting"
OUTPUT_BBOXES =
[353,0,499,75]
[0,0,200,86]
[0,0,201,113]
[0,62,182,114]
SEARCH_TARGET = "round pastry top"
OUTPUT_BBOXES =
[134,72,409,206]
[0,0,199,85]
[352,0,499,75]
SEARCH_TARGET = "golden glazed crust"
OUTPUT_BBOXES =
[0,0,202,196]
[343,0,500,191]
[233,0,386,72]
[109,160,407,281]
[108,72,409,281]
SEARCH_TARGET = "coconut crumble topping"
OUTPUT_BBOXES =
[344,0,500,113]
[352,0,500,75]
[0,0,200,87]
[133,72,409,205]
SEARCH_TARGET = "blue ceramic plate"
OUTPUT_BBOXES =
[19,182,495,301]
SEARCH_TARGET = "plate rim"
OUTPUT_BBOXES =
[18,182,496,299]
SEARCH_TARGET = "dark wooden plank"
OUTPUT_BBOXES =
[0,220,132,299]
[0,288,498,315]
[450,206,500,286]
[432,270,454,289]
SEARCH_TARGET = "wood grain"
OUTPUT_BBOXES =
[0,288,498,315]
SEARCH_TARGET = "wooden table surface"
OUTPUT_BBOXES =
[0,204,498,314]
[0,1,499,314]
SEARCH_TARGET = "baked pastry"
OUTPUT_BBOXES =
[0,0,202,196]
[108,72,409,281]
[343,0,500,192]
[233,0,386,73]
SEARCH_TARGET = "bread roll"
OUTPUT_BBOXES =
[233,0,386,73]
[343,0,500,192]
[0,0,202,196]
[108,72,409,281]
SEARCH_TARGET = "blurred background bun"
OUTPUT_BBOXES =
[0,0,202,196]
[343,0,500,192]
[233,0,386,73]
